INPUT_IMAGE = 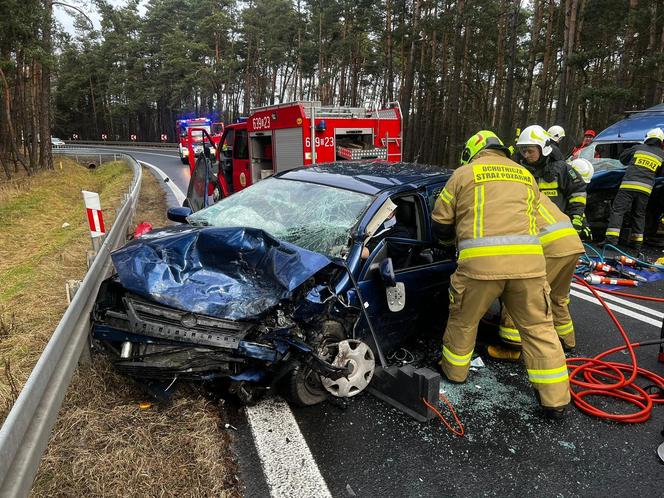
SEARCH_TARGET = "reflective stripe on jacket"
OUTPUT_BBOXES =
[619,144,664,193]
[536,194,584,258]
[432,150,546,280]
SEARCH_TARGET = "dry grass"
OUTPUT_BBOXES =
[0,158,132,417]
[32,360,240,498]
[0,163,241,497]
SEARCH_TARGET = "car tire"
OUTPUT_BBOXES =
[283,321,346,407]
[285,365,330,406]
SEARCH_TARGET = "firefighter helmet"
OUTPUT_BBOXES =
[547,125,565,143]
[460,130,510,165]
[645,127,664,144]
[570,158,594,184]
[516,125,553,157]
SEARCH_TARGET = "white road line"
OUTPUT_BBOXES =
[137,160,187,205]
[246,397,332,498]
[571,282,664,319]
[569,289,662,327]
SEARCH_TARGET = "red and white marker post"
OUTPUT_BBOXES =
[82,190,105,253]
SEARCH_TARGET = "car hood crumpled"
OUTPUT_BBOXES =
[110,225,336,321]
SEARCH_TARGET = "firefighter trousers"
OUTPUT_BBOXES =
[500,254,579,350]
[441,272,570,408]
[606,189,650,245]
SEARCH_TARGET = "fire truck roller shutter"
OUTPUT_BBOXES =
[275,128,305,173]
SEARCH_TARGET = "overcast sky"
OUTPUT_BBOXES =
[54,0,148,35]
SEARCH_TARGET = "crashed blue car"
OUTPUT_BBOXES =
[92,162,456,405]
[582,104,664,241]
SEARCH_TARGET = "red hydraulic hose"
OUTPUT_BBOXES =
[586,286,664,303]
[568,275,664,422]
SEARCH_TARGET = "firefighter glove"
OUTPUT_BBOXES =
[572,214,592,241]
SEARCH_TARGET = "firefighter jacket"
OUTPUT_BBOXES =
[432,150,546,280]
[537,194,584,258]
[518,155,587,218]
[618,143,664,195]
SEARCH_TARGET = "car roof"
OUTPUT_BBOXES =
[276,161,452,195]
[595,103,664,143]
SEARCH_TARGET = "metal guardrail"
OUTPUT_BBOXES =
[0,151,142,497]
[61,140,177,148]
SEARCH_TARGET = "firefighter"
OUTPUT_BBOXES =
[570,158,594,185]
[547,125,566,161]
[432,130,570,419]
[515,125,591,240]
[572,129,596,157]
[604,128,664,250]
[491,193,585,360]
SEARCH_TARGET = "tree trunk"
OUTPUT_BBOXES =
[401,0,421,160]
[500,0,519,142]
[520,0,542,125]
[385,0,394,101]
[446,0,466,165]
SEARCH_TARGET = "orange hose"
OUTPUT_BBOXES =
[423,393,465,437]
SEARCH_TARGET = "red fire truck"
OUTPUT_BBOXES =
[176,118,224,164]
[212,101,402,195]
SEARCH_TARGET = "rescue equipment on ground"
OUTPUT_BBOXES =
[570,243,664,422]
[584,274,638,287]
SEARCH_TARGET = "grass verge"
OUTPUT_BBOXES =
[0,161,241,496]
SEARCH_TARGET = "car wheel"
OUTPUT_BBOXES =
[285,364,330,406]
[284,321,345,407]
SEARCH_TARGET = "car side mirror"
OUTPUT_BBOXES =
[380,258,396,287]
[167,206,192,223]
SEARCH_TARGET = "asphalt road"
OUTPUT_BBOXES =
[92,146,664,497]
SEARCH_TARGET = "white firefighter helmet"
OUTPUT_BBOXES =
[570,158,594,184]
[547,125,565,143]
[645,128,664,143]
[516,125,553,157]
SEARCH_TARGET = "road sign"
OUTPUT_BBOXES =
[101,133,108,140]
[81,190,105,238]
[130,134,137,141]
[72,133,79,140]
[160,134,168,141]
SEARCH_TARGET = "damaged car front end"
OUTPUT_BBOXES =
[92,162,455,405]
[92,174,383,404]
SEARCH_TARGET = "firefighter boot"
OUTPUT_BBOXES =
[487,344,522,362]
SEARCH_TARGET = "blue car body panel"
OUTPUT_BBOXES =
[586,104,664,193]
[594,104,664,143]
[111,226,336,321]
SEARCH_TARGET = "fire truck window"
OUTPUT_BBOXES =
[234,129,248,160]
[222,129,234,157]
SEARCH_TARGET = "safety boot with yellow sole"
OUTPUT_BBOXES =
[486,345,522,362]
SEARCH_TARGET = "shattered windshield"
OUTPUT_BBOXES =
[187,178,373,257]
[577,142,636,173]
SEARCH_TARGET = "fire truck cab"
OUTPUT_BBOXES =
[176,118,224,164]
[216,101,402,194]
